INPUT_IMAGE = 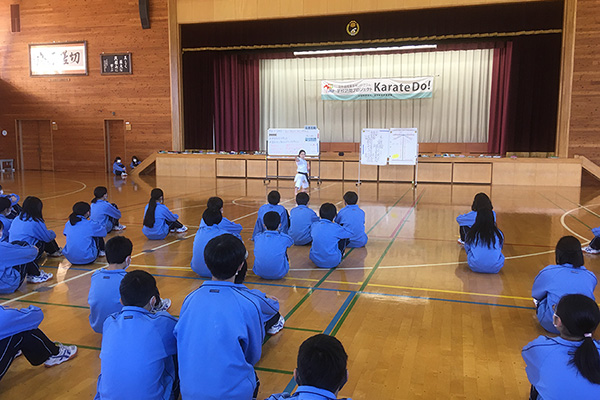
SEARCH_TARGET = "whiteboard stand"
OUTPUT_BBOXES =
[264,127,321,185]
[263,155,321,185]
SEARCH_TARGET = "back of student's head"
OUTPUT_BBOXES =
[21,196,44,222]
[319,203,337,221]
[296,334,348,393]
[143,188,164,228]
[92,186,108,203]
[267,190,281,205]
[202,208,223,226]
[465,207,502,248]
[555,236,584,268]
[204,234,246,280]
[471,192,493,211]
[343,191,358,205]
[106,236,133,264]
[69,201,90,226]
[264,211,281,231]
[296,192,309,206]
[206,196,224,211]
[555,294,600,384]
[119,270,157,308]
[0,197,11,214]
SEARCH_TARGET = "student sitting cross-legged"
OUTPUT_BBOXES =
[310,203,352,269]
[94,270,179,400]
[289,193,319,246]
[0,304,77,382]
[252,190,289,240]
[335,191,368,248]
[63,202,107,265]
[142,188,187,240]
[200,196,243,239]
[253,211,294,280]
[90,186,126,234]
[174,234,284,400]
[191,208,227,278]
[266,334,351,400]
[88,236,170,333]
[463,208,504,274]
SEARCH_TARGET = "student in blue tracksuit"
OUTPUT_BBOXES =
[0,197,13,242]
[0,304,77,381]
[253,211,294,280]
[174,234,284,400]
[130,156,141,169]
[523,294,600,400]
[0,184,21,218]
[456,192,496,244]
[95,270,178,400]
[0,220,51,292]
[463,208,504,274]
[113,157,127,177]
[267,334,351,400]
[90,186,125,234]
[532,236,597,334]
[289,193,319,246]
[142,188,187,240]
[335,191,368,248]
[199,196,242,239]
[310,203,352,269]
[252,190,289,240]
[191,209,227,278]
[63,202,108,265]
[88,236,171,334]
[9,196,62,258]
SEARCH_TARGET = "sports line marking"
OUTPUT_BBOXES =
[38,178,88,201]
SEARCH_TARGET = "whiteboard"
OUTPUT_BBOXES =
[360,129,389,165]
[267,128,320,156]
[389,128,418,165]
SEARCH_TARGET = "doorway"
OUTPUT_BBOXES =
[104,120,125,173]
[17,120,53,171]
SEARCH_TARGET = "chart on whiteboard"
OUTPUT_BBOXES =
[360,129,389,165]
[267,128,320,156]
[389,128,418,165]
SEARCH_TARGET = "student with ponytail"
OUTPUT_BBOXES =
[523,294,600,399]
[532,236,597,334]
[63,202,107,265]
[199,196,242,239]
[463,207,504,273]
[142,188,187,240]
[90,186,125,234]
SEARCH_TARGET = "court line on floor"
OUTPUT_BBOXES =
[557,194,600,219]
[39,178,88,201]
[539,193,592,242]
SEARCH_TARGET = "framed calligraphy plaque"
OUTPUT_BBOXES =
[101,53,132,75]
[29,41,88,76]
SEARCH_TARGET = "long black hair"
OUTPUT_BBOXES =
[20,196,44,222]
[143,188,163,228]
[555,236,584,268]
[471,192,493,212]
[465,208,503,248]
[555,294,600,384]
[91,186,108,204]
[69,202,90,226]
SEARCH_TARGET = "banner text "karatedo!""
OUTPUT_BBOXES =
[321,77,434,101]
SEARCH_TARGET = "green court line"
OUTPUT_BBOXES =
[539,193,592,230]
[330,190,426,337]
[255,366,294,375]
[18,299,89,309]
[282,326,322,333]
[557,192,600,219]
[64,343,101,351]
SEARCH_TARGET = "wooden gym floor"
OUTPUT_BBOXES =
[1,171,599,399]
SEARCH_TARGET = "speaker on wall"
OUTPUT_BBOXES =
[139,0,150,29]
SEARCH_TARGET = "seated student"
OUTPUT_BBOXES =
[63,202,108,265]
[0,184,21,217]
[142,188,187,240]
[174,234,284,400]
[522,294,600,400]
[9,196,62,258]
[335,191,368,248]
[0,304,77,382]
[532,236,597,334]
[112,157,127,177]
[254,211,294,280]
[0,197,13,242]
[456,192,496,245]
[130,156,141,169]
[90,186,125,234]
[464,208,504,274]
[289,192,319,246]
[88,236,171,333]
[267,334,351,400]
[0,220,52,292]
[252,190,289,240]
[310,203,352,269]
[199,196,242,239]
[191,209,227,278]
[94,270,178,400]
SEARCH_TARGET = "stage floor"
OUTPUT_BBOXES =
[1,171,599,399]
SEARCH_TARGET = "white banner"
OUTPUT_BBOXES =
[322,77,433,101]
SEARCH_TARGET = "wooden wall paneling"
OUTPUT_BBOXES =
[106,120,125,173]
[278,160,297,177]
[491,162,515,185]
[557,162,582,187]
[418,162,453,183]
[343,161,378,181]
[216,159,246,177]
[247,159,276,178]
[378,165,414,182]
[320,161,344,180]
[39,121,54,171]
[19,120,41,171]
[556,0,577,157]
[452,163,492,184]
[533,162,559,186]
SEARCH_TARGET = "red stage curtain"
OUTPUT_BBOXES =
[488,42,513,155]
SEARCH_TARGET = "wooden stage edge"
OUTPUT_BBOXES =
[146,152,583,187]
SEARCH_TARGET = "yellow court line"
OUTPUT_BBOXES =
[366,282,532,301]
[282,276,363,286]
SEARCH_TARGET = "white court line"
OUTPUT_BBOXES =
[559,205,595,243]
[40,178,88,201]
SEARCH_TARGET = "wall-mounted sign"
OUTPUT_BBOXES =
[29,41,88,76]
[346,20,359,36]
[101,53,132,75]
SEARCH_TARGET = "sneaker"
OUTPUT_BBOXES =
[47,248,63,257]
[176,226,188,233]
[583,246,600,254]
[153,298,171,313]
[457,238,465,245]
[266,315,285,335]
[27,270,53,284]
[98,250,106,257]
[112,224,126,231]
[44,344,77,367]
